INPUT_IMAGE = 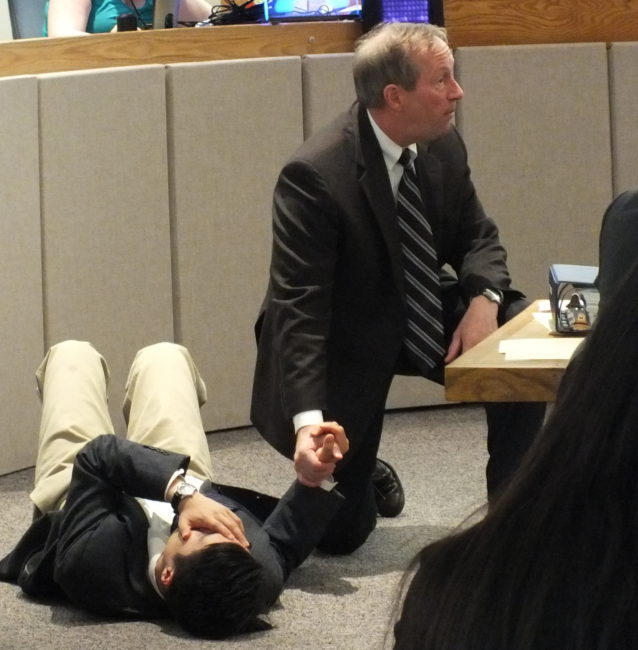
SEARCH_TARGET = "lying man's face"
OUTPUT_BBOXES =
[157,527,248,591]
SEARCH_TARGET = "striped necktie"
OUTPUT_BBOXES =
[397,148,445,372]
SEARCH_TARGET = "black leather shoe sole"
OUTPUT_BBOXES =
[372,458,405,517]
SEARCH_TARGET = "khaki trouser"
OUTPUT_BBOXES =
[31,340,214,513]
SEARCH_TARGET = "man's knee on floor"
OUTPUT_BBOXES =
[316,516,377,555]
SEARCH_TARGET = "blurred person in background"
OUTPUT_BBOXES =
[44,0,212,36]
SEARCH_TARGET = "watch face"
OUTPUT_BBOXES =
[178,483,196,497]
[172,481,197,512]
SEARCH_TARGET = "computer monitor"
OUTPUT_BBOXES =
[265,0,360,23]
[361,0,444,31]
[265,0,442,27]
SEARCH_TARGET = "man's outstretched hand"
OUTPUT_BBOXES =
[294,421,349,487]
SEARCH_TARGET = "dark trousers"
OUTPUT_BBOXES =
[317,406,384,555]
[317,281,546,554]
[438,281,547,499]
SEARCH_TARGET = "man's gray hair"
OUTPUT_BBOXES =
[353,22,448,108]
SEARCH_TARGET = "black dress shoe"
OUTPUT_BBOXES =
[372,458,405,517]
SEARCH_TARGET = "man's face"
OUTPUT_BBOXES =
[158,527,248,591]
[396,37,463,143]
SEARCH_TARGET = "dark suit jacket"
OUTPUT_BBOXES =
[0,435,343,619]
[251,103,513,459]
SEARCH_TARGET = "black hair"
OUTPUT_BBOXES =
[165,542,271,639]
[596,188,638,311]
[392,256,638,650]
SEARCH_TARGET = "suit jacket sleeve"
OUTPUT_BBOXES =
[242,481,343,612]
[262,482,344,580]
[269,157,342,417]
[427,128,512,299]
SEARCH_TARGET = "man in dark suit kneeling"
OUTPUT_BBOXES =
[0,340,347,638]
[251,22,546,554]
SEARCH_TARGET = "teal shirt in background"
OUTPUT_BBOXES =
[43,0,154,36]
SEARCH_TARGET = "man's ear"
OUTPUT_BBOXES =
[160,564,175,588]
[383,84,404,112]
[157,549,176,588]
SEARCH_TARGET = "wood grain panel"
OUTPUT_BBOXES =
[0,21,362,78]
[446,0,638,46]
[445,365,565,402]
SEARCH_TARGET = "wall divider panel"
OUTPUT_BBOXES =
[454,43,612,302]
[39,65,174,433]
[301,53,356,139]
[167,57,303,433]
[0,75,43,473]
[608,42,638,198]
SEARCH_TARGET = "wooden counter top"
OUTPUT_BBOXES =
[445,302,577,403]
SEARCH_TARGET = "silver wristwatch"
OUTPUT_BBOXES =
[479,287,503,305]
[170,480,198,513]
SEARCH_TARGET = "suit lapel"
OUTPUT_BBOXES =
[201,481,279,523]
[355,107,405,294]
[355,107,446,290]
[415,147,444,249]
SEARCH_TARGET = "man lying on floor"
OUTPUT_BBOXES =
[0,341,348,638]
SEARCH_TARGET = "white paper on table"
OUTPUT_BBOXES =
[498,337,582,360]
[531,300,553,331]
[532,311,553,331]
[535,299,551,312]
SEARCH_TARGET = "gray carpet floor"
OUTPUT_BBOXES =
[0,404,488,649]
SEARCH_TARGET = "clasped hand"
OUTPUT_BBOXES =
[294,421,349,487]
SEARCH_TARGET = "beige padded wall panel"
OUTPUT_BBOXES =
[302,53,445,409]
[386,374,446,409]
[609,42,638,197]
[302,53,356,138]
[39,66,174,433]
[0,0,11,41]
[455,44,612,301]
[167,58,303,432]
[0,76,43,474]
